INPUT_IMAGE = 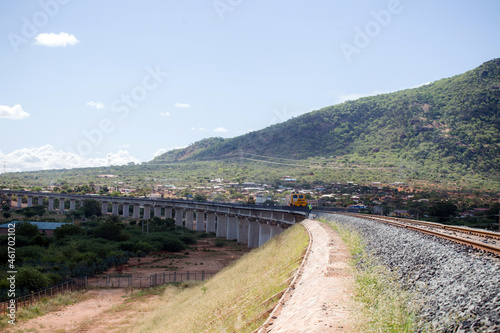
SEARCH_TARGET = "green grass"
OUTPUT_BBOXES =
[126,224,309,333]
[324,219,418,333]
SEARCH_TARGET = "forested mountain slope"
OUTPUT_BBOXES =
[153,59,500,177]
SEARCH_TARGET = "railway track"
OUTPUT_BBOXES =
[338,213,500,256]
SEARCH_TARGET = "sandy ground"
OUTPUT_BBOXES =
[261,219,354,333]
[9,289,128,333]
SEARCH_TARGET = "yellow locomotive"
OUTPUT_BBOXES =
[285,192,308,207]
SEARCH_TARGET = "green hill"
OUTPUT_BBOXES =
[153,59,500,183]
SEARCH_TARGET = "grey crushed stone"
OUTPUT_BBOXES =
[317,213,500,333]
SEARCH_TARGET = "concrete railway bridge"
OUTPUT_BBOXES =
[0,190,308,248]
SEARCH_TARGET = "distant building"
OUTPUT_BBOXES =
[349,204,367,209]
[0,221,70,237]
[256,194,272,204]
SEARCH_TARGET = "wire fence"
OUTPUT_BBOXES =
[0,278,87,316]
[87,271,216,288]
[0,271,215,316]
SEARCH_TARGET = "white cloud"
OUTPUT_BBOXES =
[159,111,170,117]
[33,32,80,47]
[337,91,386,103]
[338,82,432,104]
[191,127,206,131]
[0,104,30,120]
[213,127,227,133]
[174,103,190,108]
[0,145,140,172]
[86,101,105,110]
[153,148,167,158]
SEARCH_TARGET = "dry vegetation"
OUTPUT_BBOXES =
[124,224,309,333]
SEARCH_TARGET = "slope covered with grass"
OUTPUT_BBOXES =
[128,224,308,333]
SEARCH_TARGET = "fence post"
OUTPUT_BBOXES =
[202,271,205,281]
[107,275,110,287]
[174,272,176,282]
[187,271,190,281]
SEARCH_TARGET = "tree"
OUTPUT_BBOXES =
[17,266,49,290]
[16,222,40,238]
[429,202,458,219]
[193,193,207,202]
[82,199,102,218]
[93,217,126,241]
[54,224,86,239]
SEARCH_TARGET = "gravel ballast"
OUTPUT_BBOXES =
[317,213,500,332]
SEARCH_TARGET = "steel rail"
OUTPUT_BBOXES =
[327,212,500,256]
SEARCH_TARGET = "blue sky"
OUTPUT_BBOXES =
[1,0,499,171]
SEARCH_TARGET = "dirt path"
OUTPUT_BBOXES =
[9,289,127,333]
[262,219,354,332]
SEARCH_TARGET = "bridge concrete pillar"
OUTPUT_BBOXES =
[227,216,238,240]
[59,198,65,212]
[48,197,54,210]
[112,202,119,216]
[143,205,151,220]
[259,223,272,247]
[185,209,194,230]
[248,220,260,248]
[70,199,76,211]
[101,201,109,215]
[270,225,283,238]
[164,207,173,219]
[175,208,183,227]
[17,195,22,208]
[196,211,205,232]
[122,203,130,218]
[216,214,227,238]
[133,204,141,219]
[237,218,249,244]
[38,197,44,206]
[27,196,33,207]
[206,213,216,233]
[154,206,162,218]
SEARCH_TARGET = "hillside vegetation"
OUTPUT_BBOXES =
[153,59,500,186]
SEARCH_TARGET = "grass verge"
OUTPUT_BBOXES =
[126,223,309,333]
[323,218,417,333]
[0,290,91,330]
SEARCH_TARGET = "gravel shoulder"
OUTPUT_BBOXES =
[319,213,500,332]
[264,219,354,333]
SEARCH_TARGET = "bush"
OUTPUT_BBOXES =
[53,224,86,239]
[179,234,197,245]
[17,267,50,290]
[162,237,187,252]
